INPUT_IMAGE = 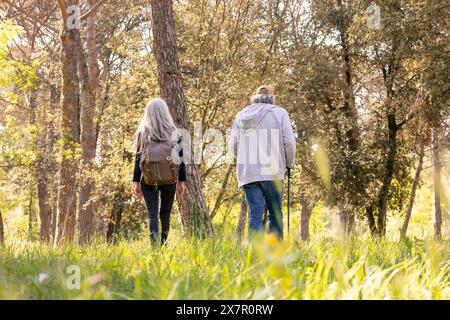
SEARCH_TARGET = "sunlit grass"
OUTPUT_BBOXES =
[1,185,449,300]
[0,229,448,300]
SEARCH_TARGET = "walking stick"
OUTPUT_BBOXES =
[287,168,291,234]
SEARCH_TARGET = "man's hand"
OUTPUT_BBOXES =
[135,182,142,200]
[176,181,186,197]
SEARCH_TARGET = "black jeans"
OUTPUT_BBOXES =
[141,183,176,245]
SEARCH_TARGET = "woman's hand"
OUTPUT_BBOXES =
[135,182,142,199]
[176,181,186,197]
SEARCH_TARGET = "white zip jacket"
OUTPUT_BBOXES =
[229,102,296,187]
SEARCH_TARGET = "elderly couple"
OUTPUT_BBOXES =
[133,85,296,245]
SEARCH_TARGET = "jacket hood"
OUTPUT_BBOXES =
[237,103,278,130]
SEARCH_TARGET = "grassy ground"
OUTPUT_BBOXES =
[1,178,449,299]
[0,230,449,299]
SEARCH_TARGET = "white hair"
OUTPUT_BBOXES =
[250,93,276,105]
[133,98,177,153]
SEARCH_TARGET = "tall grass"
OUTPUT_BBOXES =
[0,230,448,299]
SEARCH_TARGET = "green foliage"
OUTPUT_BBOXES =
[0,20,39,92]
[0,20,42,235]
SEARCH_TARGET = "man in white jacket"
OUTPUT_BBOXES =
[230,85,296,239]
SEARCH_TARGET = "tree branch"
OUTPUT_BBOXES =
[56,0,68,22]
[80,0,108,21]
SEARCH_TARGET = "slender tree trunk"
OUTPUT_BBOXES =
[86,0,100,94]
[299,194,314,241]
[335,0,366,227]
[106,185,125,244]
[0,210,4,246]
[401,144,425,236]
[366,204,377,237]
[150,0,213,236]
[76,34,97,244]
[432,128,442,239]
[28,88,53,242]
[338,202,355,234]
[37,173,52,242]
[48,84,60,242]
[336,0,359,130]
[372,30,402,238]
[49,122,59,243]
[28,180,34,240]
[210,164,233,219]
[55,4,81,244]
[374,113,398,237]
[37,119,53,243]
[51,190,58,241]
[236,193,247,238]
[76,0,100,245]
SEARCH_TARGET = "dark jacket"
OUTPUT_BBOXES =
[133,146,186,185]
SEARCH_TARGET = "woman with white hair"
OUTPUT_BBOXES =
[133,98,186,246]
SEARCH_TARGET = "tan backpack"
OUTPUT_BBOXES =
[140,140,179,185]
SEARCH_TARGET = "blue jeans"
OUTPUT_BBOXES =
[141,183,176,245]
[243,180,283,239]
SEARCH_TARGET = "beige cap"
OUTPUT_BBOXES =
[255,85,274,95]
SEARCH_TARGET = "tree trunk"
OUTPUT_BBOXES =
[28,88,53,242]
[106,185,125,244]
[76,38,97,244]
[299,194,314,241]
[51,191,58,241]
[401,144,425,236]
[37,112,53,243]
[37,173,52,242]
[432,127,442,239]
[374,113,398,237]
[28,180,34,240]
[335,0,366,223]
[210,164,234,219]
[55,6,81,244]
[0,210,4,246]
[338,202,355,234]
[336,0,359,132]
[150,0,213,236]
[366,204,377,237]
[48,84,60,243]
[76,0,100,245]
[236,193,247,239]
